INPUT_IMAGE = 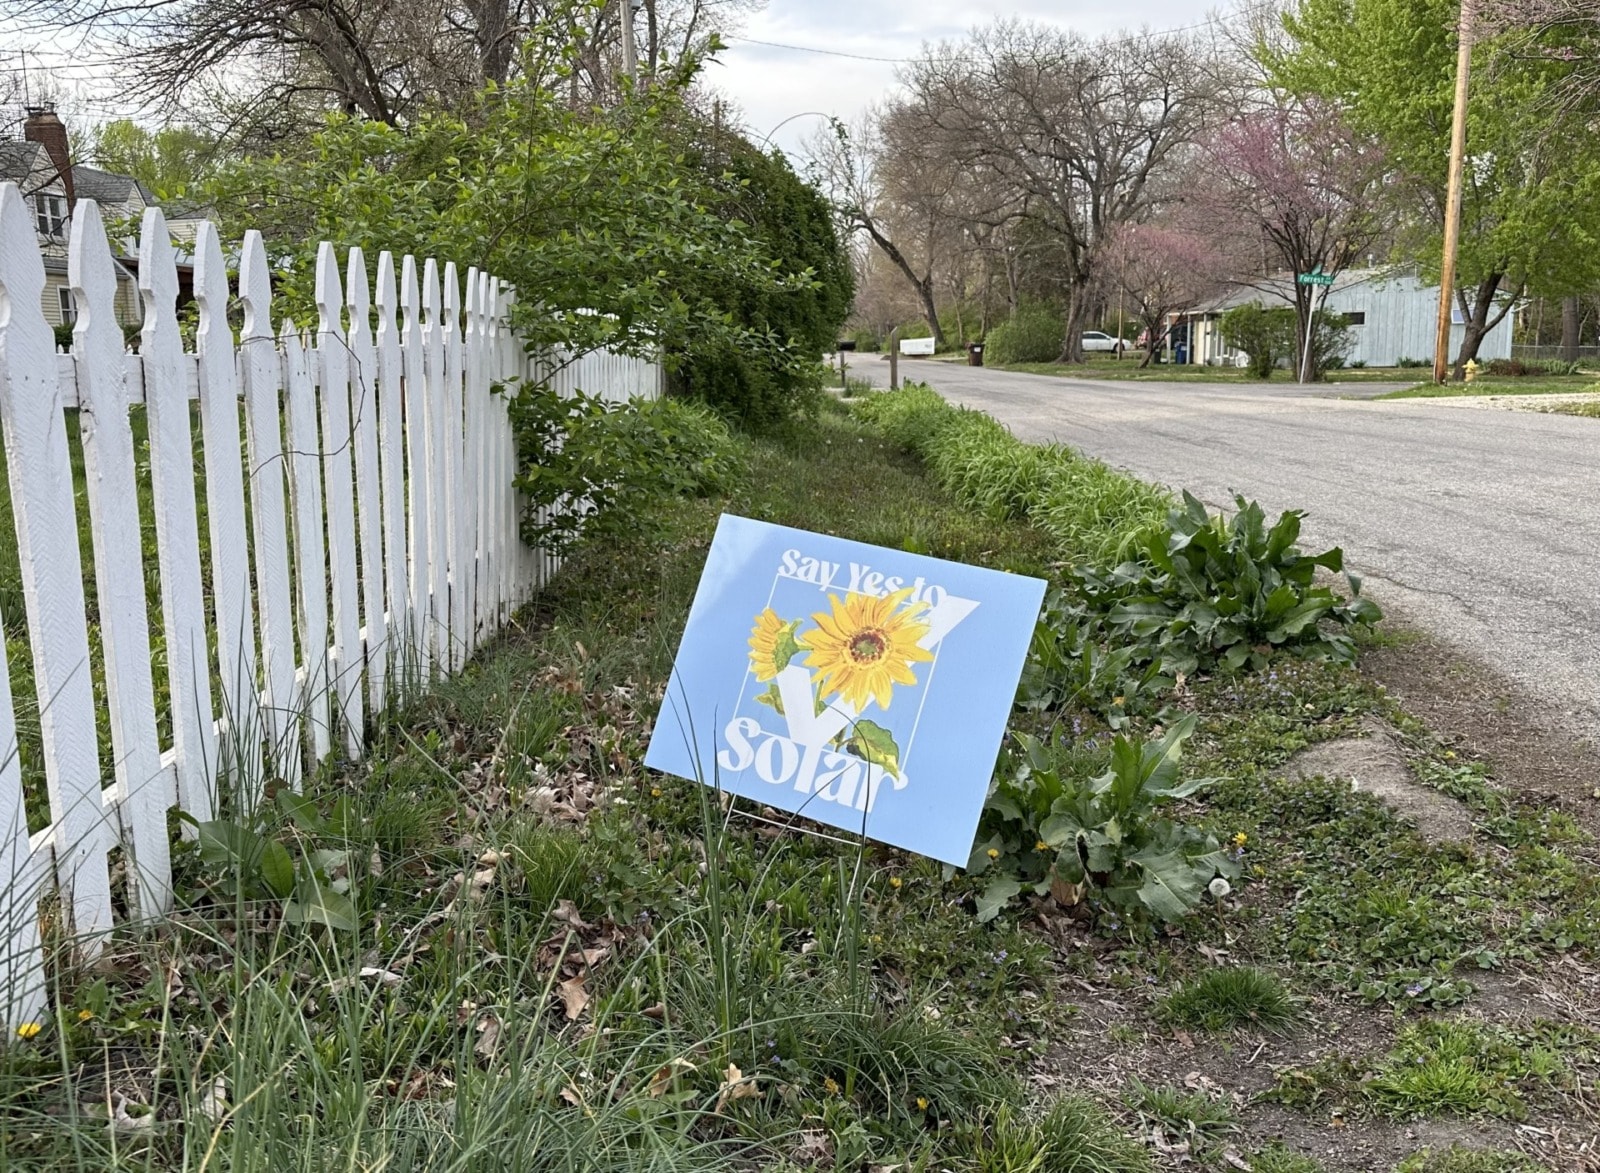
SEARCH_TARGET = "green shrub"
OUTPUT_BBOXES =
[985,304,1065,364]
[1219,302,1352,379]
[968,716,1240,926]
[509,384,739,554]
[1396,356,1430,368]
[53,322,74,352]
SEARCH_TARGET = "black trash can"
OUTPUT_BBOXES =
[967,343,984,367]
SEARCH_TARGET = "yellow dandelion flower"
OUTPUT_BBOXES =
[76,1009,94,1022]
[823,1076,840,1096]
[889,876,902,890]
[16,1022,40,1040]
[747,608,796,683]
[1035,840,1049,852]
[916,1096,929,1110]
[1113,695,1125,706]
[1233,832,1248,847]
[986,848,1000,860]
[799,588,933,712]
[1444,750,1457,761]
[650,787,663,798]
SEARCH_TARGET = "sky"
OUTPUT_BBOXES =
[711,0,1218,157]
[4,1,1228,155]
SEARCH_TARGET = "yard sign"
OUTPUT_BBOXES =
[645,515,1046,866]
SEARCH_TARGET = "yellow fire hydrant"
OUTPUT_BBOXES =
[1463,359,1479,383]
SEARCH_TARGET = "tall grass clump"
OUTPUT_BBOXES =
[854,386,1168,565]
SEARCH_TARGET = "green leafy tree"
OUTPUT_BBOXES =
[1266,0,1600,372]
[204,62,838,419]
[88,119,218,199]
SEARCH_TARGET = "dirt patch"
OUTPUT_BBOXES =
[1361,628,1600,840]
[1282,719,1475,843]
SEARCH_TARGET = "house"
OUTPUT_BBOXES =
[1165,269,1515,369]
[1,107,204,333]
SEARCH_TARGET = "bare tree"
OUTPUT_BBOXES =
[0,0,763,134]
[1099,220,1227,367]
[1188,101,1389,381]
[896,22,1232,362]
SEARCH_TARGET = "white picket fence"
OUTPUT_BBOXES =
[0,182,660,1027]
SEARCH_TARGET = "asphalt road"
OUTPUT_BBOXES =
[853,359,1600,744]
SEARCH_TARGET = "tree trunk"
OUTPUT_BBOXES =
[1452,273,1506,376]
[860,218,946,350]
[1561,295,1580,362]
[1055,285,1089,364]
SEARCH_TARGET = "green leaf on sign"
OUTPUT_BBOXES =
[842,719,903,780]
[772,620,804,673]
[755,683,784,714]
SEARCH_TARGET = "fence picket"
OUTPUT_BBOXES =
[346,250,387,714]
[140,206,220,828]
[0,183,113,943]
[195,222,263,797]
[441,264,467,672]
[374,254,409,696]
[315,245,365,751]
[0,630,43,1031]
[282,323,332,763]
[422,261,449,673]
[239,233,300,789]
[69,200,171,918]
[400,257,432,675]
[463,269,485,653]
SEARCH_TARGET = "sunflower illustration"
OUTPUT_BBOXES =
[800,587,934,712]
[748,608,802,682]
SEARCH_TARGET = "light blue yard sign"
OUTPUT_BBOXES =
[644,515,1047,867]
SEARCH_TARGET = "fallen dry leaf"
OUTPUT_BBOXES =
[648,1057,696,1098]
[641,1001,666,1019]
[714,1063,760,1113]
[474,1012,503,1060]
[199,1076,228,1125]
[1222,1150,1253,1170]
[558,975,589,1021]
[559,1085,582,1107]
[552,900,591,930]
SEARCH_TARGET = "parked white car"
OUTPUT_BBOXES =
[1081,331,1127,353]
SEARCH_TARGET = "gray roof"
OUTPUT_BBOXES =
[72,164,153,205]
[0,140,48,186]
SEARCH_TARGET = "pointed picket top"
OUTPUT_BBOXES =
[67,200,121,363]
[193,220,227,327]
[422,256,441,331]
[463,266,479,342]
[442,261,460,342]
[401,254,421,339]
[376,251,397,333]
[138,206,180,338]
[0,183,46,319]
[347,246,371,326]
[239,231,273,343]
[316,241,346,340]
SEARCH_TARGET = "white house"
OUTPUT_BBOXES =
[1167,269,1515,369]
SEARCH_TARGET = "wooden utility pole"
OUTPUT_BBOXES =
[1433,0,1476,384]
[618,0,638,85]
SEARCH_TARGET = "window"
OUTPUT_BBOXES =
[1344,311,1366,326]
[34,193,67,237]
[57,287,76,326]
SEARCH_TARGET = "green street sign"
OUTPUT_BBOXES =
[1297,271,1334,286]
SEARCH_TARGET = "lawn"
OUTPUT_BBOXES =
[1376,374,1600,399]
[1539,400,1600,418]
[1,396,1595,1171]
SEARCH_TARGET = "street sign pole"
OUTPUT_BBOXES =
[1296,269,1334,383]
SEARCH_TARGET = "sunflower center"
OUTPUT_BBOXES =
[848,628,888,664]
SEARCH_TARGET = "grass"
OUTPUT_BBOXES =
[1376,374,1600,399]
[1127,1079,1238,1151]
[1158,966,1297,1033]
[1364,1018,1575,1121]
[1539,399,1600,418]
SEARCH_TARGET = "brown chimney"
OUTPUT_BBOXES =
[23,107,74,209]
